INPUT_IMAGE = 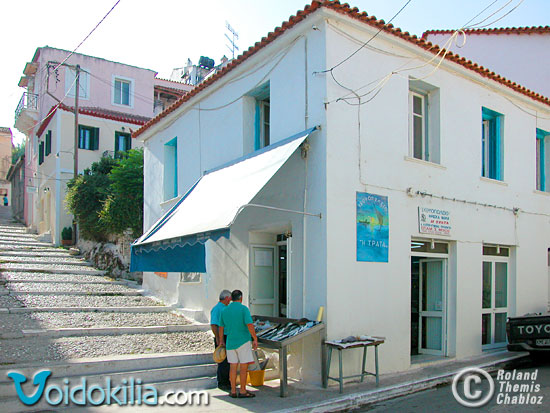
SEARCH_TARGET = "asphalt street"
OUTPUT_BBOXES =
[359,357,549,413]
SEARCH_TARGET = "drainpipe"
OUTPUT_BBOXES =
[302,35,310,317]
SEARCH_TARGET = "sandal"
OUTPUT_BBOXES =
[230,392,238,398]
[239,391,256,398]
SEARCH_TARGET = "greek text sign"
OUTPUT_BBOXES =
[357,192,389,262]
[418,207,451,236]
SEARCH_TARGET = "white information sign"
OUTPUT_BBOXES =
[418,207,451,236]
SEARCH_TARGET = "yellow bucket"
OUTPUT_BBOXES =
[247,370,265,386]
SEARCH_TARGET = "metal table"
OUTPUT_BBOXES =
[324,338,385,393]
[253,316,326,397]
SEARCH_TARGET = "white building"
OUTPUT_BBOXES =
[132,1,550,383]
[423,26,550,98]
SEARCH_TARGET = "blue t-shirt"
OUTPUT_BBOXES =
[210,301,226,326]
[219,302,253,350]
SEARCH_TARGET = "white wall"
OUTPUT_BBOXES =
[324,16,550,375]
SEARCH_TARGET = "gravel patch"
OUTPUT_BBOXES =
[0,295,23,307]
[0,256,89,264]
[6,282,136,293]
[11,294,164,308]
[28,312,192,328]
[0,272,114,283]
[0,263,97,271]
[0,332,214,364]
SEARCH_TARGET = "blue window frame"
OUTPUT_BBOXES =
[114,131,131,158]
[250,82,270,151]
[164,137,178,201]
[537,128,549,192]
[482,107,503,181]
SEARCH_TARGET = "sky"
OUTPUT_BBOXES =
[2,0,549,145]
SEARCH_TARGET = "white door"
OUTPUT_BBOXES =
[482,260,508,349]
[249,245,277,316]
[419,259,447,355]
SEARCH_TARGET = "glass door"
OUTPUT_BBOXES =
[419,259,447,355]
[482,260,508,348]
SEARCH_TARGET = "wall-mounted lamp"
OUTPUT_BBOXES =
[121,126,126,131]
[430,239,435,250]
[43,187,50,193]
[56,150,74,158]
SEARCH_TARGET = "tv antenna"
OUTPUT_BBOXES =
[225,21,239,59]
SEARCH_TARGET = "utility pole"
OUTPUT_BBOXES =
[72,64,80,244]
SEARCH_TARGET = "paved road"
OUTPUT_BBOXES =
[360,358,549,412]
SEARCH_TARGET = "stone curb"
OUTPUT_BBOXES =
[0,267,106,275]
[4,306,173,313]
[273,353,529,413]
[5,324,211,339]
[7,290,143,296]
[0,259,92,266]
[0,279,126,285]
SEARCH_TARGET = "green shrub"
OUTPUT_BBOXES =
[99,149,144,238]
[61,226,72,241]
[65,156,118,242]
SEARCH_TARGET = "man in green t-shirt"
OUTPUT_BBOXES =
[219,289,258,398]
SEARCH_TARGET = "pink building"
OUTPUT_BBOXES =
[14,46,191,244]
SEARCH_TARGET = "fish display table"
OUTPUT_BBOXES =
[324,336,385,393]
[253,316,326,397]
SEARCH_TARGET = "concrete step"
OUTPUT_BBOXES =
[0,241,53,248]
[0,279,128,285]
[0,352,214,382]
[5,290,143,296]
[0,258,92,266]
[0,266,106,275]
[1,324,211,339]
[0,376,215,411]
[4,306,174,313]
[0,250,75,257]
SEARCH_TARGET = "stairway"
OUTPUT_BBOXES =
[0,212,216,411]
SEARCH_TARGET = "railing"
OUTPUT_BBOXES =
[15,92,38,120]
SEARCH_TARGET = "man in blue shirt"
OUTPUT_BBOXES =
[210,290,231,390]
[219,290,258,398]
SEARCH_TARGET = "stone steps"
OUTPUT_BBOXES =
[0,353,215,410]
[0,218,217,408]
[1,324,210,339]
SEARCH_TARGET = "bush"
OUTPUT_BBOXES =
[61,226,72,241]
[65,156,118,242]
[99,149,144,238]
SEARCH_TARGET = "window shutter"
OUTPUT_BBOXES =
[93,128,100,150]
[114,132,120,154]
[126,134,131,151]
[38,142,44,165]
[45,131,52,156]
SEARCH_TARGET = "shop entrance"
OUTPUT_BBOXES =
[411,240,449,357]
[249,234,290,317]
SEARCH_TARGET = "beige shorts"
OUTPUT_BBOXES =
[226,341,254,364]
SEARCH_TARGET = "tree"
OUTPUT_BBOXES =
[65,156,118,241]
[12,142,25,164]
[99,149,144,238]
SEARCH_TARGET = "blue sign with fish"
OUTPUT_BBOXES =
[357,192,389,262]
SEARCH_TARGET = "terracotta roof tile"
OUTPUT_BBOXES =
[133,1,550,139]
[422,26,550,39]
[36,104,150,138]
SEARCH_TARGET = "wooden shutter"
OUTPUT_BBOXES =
[93,127,100,150]
[38,142,44,165]
[45,131,52,156]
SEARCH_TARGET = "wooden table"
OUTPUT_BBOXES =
[324,338,385,393]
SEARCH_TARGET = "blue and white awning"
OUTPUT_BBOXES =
[131,127,317,273]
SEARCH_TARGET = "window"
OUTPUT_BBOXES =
[163,137,178,201]
[38,141,44,165]
[481,107,504,180]
[114,131,131,158]
[248,82,270,151]
[408,80,440,163]
[113,76,133,107]
[536,128,549,192]
[78,125,99,150]
[45,130,52,157]
[65,67,90,99]
[180,273,201,283]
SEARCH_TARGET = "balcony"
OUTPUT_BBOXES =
[14,92,39,135]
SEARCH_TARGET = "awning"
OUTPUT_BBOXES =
[131,127,317,273]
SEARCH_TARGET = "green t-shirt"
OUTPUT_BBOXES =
[219,301,253,350]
